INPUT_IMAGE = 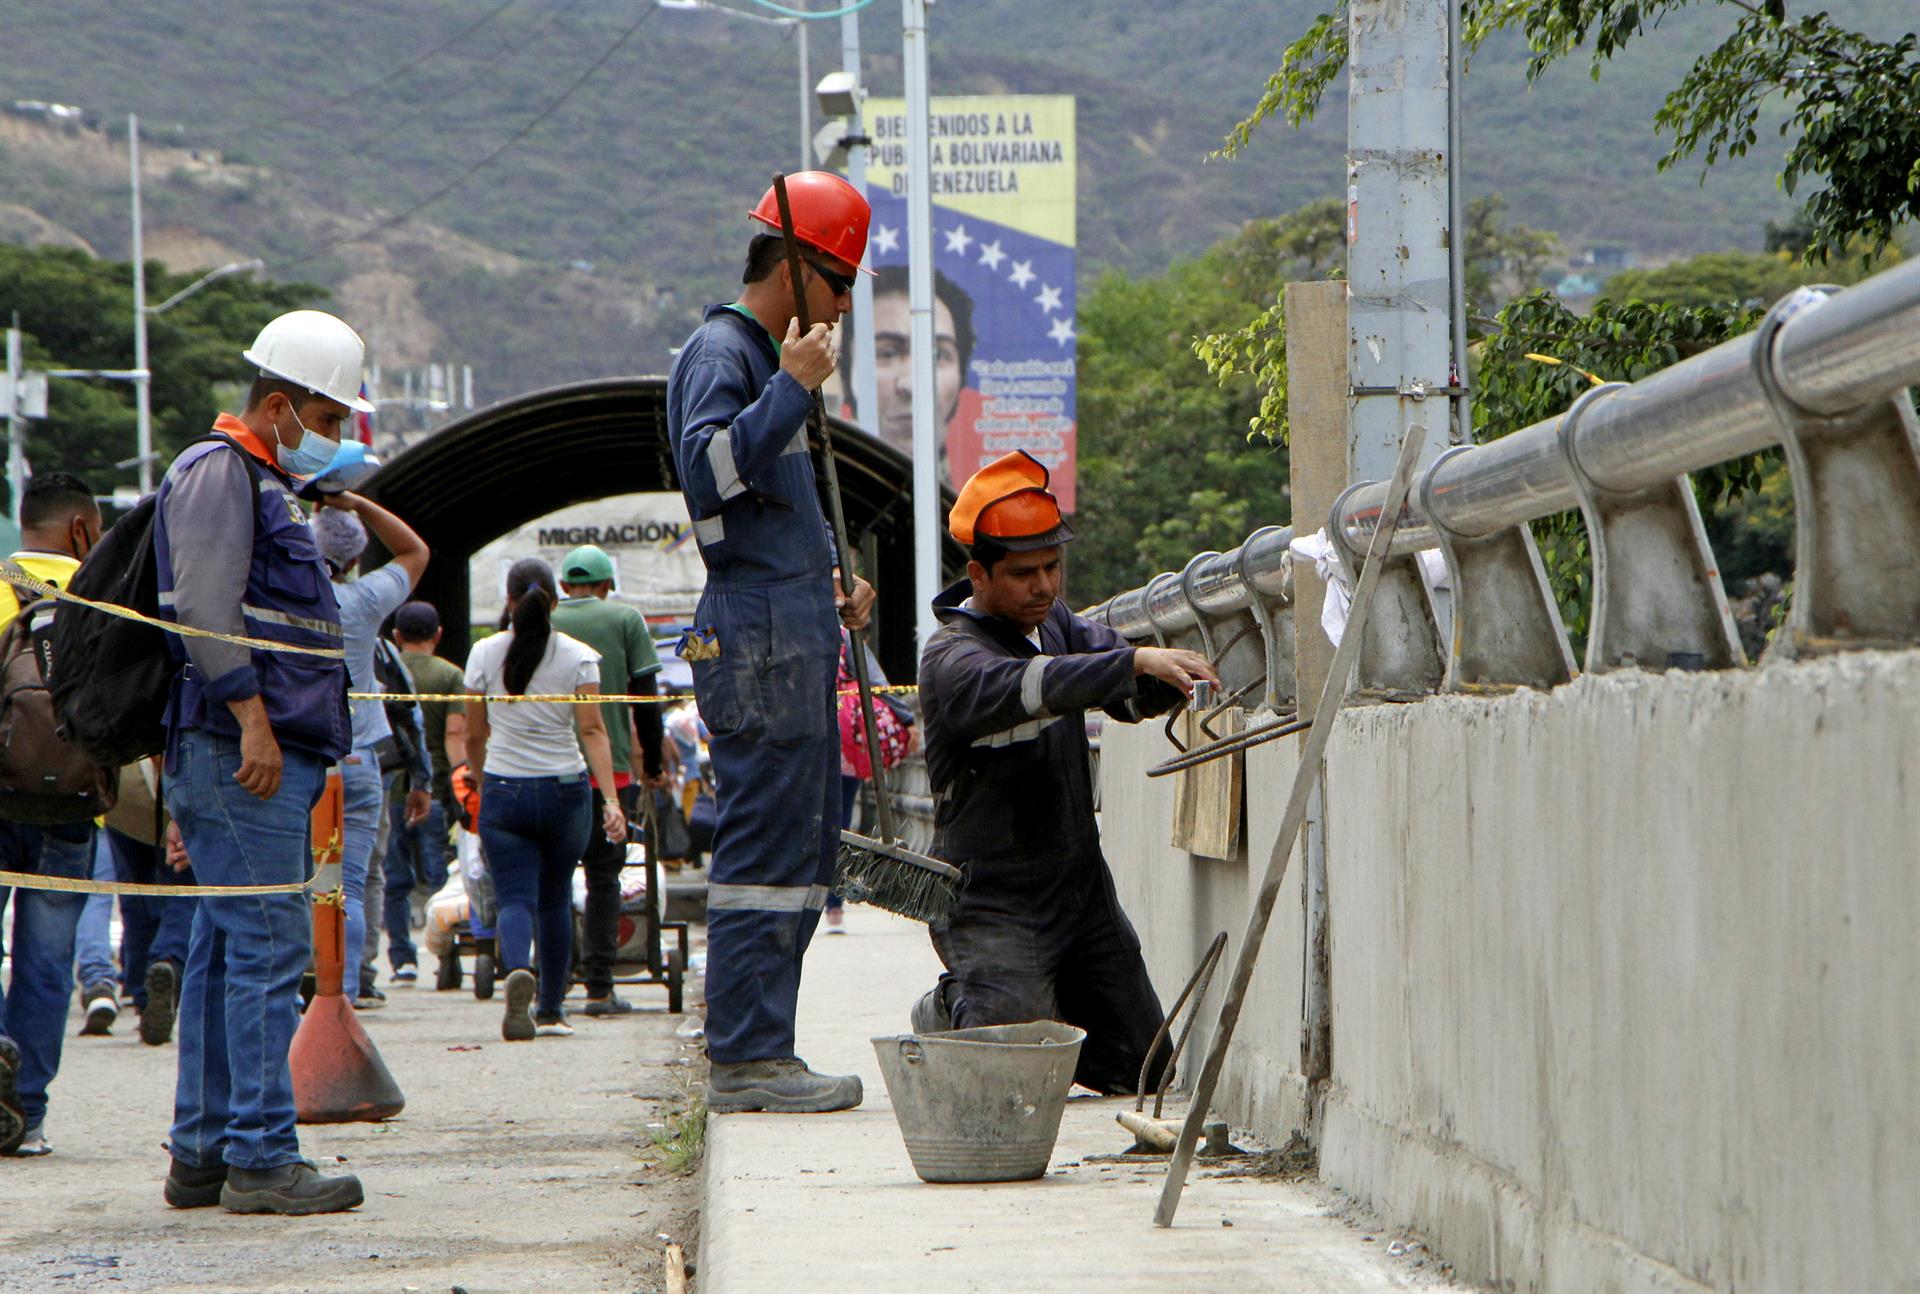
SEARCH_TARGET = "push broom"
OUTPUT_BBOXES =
[769,172,961,925]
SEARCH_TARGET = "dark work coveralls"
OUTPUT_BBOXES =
[918,580,1182,1094]
[666,304,841,1065]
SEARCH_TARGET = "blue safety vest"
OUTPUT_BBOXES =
[154,437,351,761]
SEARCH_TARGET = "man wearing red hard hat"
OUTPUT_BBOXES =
[913,451,1220,1094]
[665,172,877,1114]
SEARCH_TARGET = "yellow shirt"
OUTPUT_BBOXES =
[0,550,81,633]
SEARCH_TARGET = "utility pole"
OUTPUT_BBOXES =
[842,8,877,431]
[902,0,938,652]
[129,112,156,497]
[6,320,24,530]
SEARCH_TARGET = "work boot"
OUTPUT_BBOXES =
[707,1058,863,1114]
[910,976,954,1035]
[0,1038,24,1156]
[141,961,179,1046]
[501,968,536,1041]
[221,1161,364,1215]
[163,1155,228,1209]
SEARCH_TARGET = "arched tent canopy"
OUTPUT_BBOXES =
[359,376,960,682]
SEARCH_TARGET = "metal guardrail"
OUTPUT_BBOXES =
[1088,259,1920,697]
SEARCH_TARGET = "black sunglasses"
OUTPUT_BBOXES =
[804,256,856,296]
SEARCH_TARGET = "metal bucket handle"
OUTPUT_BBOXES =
[899,1039,926,1065]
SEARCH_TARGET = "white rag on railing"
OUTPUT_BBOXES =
[1288,529,1449,646]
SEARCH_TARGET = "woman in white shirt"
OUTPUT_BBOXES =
[464,558,626,1041]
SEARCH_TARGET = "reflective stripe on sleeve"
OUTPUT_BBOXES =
[707,428,748,501]
[242,603,344,640]
[694,514,727,545]
[707,883,815,911]
[782,427,808,455]
[1020,654,1052,717]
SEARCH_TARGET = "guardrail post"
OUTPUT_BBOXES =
[1556,382,1746,673]
[1422,445,1577,688]
[1330,474,1447,698]
[1754,294,1920,658]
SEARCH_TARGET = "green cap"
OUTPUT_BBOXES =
[559,544,616,585]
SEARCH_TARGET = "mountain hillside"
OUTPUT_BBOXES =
[0,0,1883,403]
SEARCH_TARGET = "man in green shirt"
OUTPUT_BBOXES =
[550,545,667,1016]
[384,602,468,983]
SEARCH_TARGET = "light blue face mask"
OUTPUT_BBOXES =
[276,404,338,477]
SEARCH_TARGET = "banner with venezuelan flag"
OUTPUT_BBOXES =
[855,94,1078,510]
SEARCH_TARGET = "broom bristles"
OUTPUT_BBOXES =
[834,831,961,925]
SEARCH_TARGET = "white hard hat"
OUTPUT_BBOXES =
[242,310,376,413]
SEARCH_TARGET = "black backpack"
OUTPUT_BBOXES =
[50,434,261,766]
[0,578,117,823]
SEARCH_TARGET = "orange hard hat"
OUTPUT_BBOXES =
[748,172,873,273]
[949,451,1076,551]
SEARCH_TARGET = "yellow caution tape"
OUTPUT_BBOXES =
[0,869,310,897]
[355,686,919,703]
[0,563,345,659]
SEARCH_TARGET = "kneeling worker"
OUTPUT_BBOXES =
[913,451,1219,1093]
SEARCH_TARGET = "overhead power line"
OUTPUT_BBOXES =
[279,4,659,274]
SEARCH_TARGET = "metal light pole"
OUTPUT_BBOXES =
[902,0,939,651]
[6,321,24,530]
[796,10,810,174]
[841,9,878,430]
[129,112,155,497]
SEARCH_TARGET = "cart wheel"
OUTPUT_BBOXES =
[474,954,496,1000]
[436,955,461,991]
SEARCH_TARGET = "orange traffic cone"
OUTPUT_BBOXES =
[290,772,406,1124]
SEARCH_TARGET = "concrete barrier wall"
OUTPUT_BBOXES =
[1100,653,1920,1293]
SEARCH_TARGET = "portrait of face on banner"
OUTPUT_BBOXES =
[852,94,1077,511]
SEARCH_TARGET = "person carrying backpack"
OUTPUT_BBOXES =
[150,310,368,1215]
[0,472,106,1158]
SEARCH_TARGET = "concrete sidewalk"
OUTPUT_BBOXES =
[699,910,1462,1293]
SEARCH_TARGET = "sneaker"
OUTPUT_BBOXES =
[501,969,536,1041]
[220,1161,363,1215]
[390,964,418,986]
[163,1154,228,1209]
[5,1122,51,1157]
[79,982,118,1036]
[706,1057,863,1114]
[581,992,633,1017]
[351,992,387,1012]
[141,961,179,1046]
[534,1013,574,1038]
[0,1039,24,1155]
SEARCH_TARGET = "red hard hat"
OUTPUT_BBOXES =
[749,172,873,272]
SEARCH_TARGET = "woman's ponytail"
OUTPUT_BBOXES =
[502,557,557,696]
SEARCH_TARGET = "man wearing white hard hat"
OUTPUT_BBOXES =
[149,309,372,1215]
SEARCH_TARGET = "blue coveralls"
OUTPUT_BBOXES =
[667,304,842,1065]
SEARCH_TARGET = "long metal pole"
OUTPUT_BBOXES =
[902,0,939,651]
[796,13,810,174]
[6,321,24,530]
[129,112,154,498]
[1446,0,1472,446]
[1154,425,1429,1227]
[842,9,878,432]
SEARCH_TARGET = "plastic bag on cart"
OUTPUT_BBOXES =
[455,826,498,931]
[423,868,469,958]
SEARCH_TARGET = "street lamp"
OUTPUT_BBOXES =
[655,0,811,172]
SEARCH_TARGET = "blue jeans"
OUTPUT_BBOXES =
[383,796,448,971]
[0,820,95,1131]
[73,833,119,989]
[108,827,194,1008]
[338,751,385,997]
[165,728,325,1171]
[479,773,590,1017]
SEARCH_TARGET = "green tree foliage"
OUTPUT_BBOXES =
[0,246,319,495]
[1601,242,1896,308]
[1221,1,1920,264]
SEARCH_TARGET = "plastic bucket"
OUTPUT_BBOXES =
[871,1021,1086,1183]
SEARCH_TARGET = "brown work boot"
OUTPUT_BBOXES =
[706,1058,862,1114]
